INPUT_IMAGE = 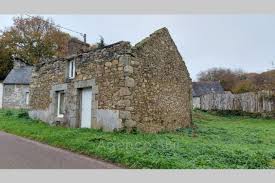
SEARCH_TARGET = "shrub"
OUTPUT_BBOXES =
[17,110,30,119]
[4,110,13,116]
[208,110,267,119]
[129,127,139,134]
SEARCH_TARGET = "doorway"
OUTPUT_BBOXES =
[80,88,92,128]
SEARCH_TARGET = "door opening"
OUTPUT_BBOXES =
[80,88,92,128]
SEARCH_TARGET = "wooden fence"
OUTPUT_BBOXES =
[200,91,275,113]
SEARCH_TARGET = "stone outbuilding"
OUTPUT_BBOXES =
[192,81,224,109]
[29,27,192,133]
[2,57,33,109]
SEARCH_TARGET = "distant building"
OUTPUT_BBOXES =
[2,57,33,109]
[0,37,89,110]
[192,81,224,109]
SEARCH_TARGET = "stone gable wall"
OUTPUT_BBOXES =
[2,84,30,109]
[128,28,192,132]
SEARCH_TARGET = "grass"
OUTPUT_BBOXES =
[0,109,275,169]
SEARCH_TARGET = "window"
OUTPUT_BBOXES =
[57,91,65,117]
[68,60,75,79]
[26,92,30,105]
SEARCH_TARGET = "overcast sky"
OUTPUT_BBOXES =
[1,15,275,80]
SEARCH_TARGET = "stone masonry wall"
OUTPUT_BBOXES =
[30,41,133,130]
[126,28,192,132]
[29,27,192,132]
[13,58,28,69]
[2,84,30,109]
[67,38,90,55]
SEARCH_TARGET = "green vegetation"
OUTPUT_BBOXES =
[0,15,71,80]
[204,109,275,119]
[198,67,275,93]
[0,109,275,169]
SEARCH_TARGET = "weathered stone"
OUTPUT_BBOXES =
[125,107,134,111]
[124,95,133,100]
[125,77,135,87]
[105,62,112,67]
[117,100,131,107]
[125,120,136,128]
[119,55,129,66]
[124,65,133,73]
[119,87,131,96]
[119,111,131,119]
[112,60,119,65]
[131,61,140,66]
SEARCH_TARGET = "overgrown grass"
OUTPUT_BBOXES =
[0,109,275,169]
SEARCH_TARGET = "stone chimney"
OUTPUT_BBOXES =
[67,38,90,56]
[13,57,28,69]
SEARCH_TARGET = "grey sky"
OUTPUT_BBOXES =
[1,15,275,80]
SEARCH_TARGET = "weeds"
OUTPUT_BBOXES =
[0,109,274,169]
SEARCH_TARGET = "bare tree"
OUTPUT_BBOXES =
[197,67,245,92]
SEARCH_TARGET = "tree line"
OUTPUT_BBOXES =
[197,67,275,93]
[0,16,72,80]
[0,15,108,81]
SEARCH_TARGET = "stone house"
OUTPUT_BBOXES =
[2,57,33,109]
[29,27,192,133]
[192,81,224,109]
[0,38,88,110]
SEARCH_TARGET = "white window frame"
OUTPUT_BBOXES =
[57,91,65,118]
[68,59,75,79]
[26,92,30,105]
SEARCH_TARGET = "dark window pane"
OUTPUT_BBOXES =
[59,92,65,115]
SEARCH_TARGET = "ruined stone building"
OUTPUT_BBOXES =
[29,27,192,132]
[2,57,33,109]
[192,81,224,109]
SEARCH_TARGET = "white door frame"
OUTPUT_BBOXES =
[80,87,93,128]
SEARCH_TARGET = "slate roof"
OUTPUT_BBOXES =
[192,81,224,97]
[3,66,33,85]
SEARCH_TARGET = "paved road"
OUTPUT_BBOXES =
[0,131,120,169]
